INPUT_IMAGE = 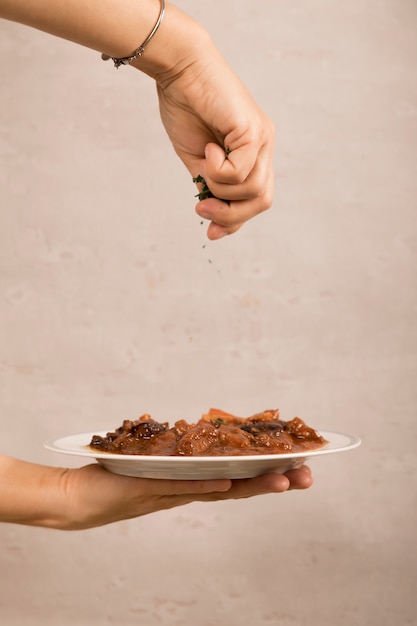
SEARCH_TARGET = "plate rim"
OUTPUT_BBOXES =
[44,429,361,462]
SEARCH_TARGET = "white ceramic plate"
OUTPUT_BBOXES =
[44,430,361,480]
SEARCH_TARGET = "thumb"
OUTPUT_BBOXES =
[204,142,227,168]
[204,141,257,185]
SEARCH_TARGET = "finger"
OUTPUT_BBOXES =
[204,114,275,185]
[206,218,243,240]
[204,142,259,186]
[200,143,273,203]
[228,473,291,498]
[191,473,291,502]
[285,465,314,491]
[196,188,272,240]
[137,477,232,497]
[196,147,273,233]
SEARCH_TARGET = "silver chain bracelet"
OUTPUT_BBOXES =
[101,0,165,68]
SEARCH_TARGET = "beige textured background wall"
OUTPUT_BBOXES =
[1,1,416,625]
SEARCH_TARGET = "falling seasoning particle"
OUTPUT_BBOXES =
[200,221,204,225]
[208,259,212,264]
[202,244,206,249]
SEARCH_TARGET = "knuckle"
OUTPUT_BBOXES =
[260,196,272,213]
[249,178,274,211]
[251,189,273,214]
[261,116,276,144]
[260,188,273,211]
[267,118,276,140]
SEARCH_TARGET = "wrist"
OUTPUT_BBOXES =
[130,3,213,85]
[0,455,71,529]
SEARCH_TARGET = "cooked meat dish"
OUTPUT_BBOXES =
[89,408,328,456]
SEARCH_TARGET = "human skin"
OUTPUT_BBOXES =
[0,0,275,239]
[0,456,313,530]
[0,1,312,531]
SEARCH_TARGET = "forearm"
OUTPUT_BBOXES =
[0,454,70,528]
[1,1,275,236]
[0,0,210,80]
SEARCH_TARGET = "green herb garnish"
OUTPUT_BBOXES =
[192,175,214,201]
[193,147,231,203]
[192,175,229,204]
[211,418,227,427]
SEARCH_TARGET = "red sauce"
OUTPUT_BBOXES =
[89,408,328,456]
